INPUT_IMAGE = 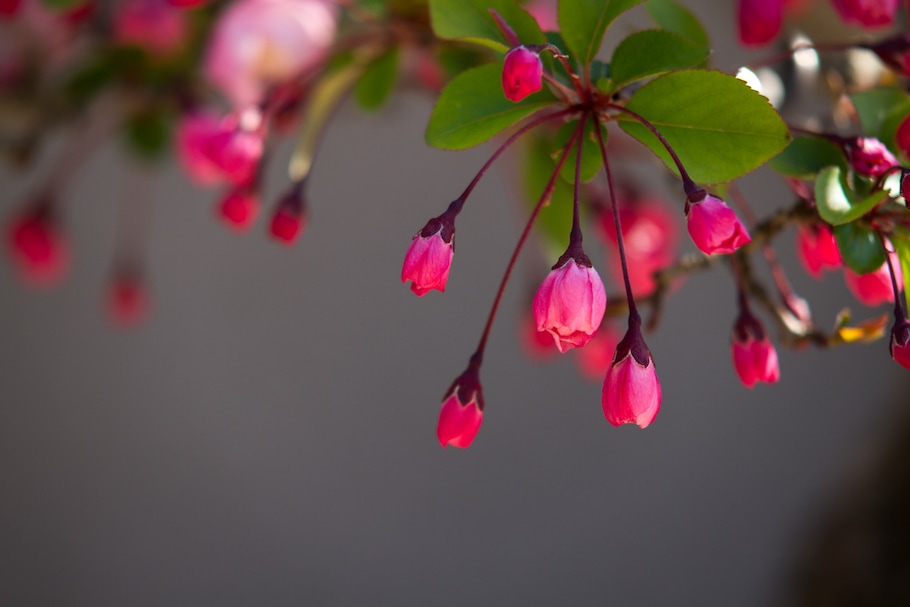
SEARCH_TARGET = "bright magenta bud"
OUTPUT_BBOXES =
[533,255,607,353]
[401,215,455,296]
[205,122,264,187]
[890,317,910,370]
[107,271,149,328]
[686,193,751,255]
[436,363,484,448]
[831,0,896,28]
[796,223,842,279]
[6,204,68,287]
[602,325,661,428]
[501,45,542,102]
[218,187,260,231]
[175,111,223,185]
[844,248,903,306]
[731,309,780,389]
[737,0,783,46]
[848,137,898,177]
[269,184,306,245]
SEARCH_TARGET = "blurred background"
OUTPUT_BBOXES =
[1,0,909,605]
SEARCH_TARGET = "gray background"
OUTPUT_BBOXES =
[1,1,908,605]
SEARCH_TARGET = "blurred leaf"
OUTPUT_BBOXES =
[609,29,709,91]
[619,70,791,184]
[834,222,886,274]
[41,0,86,9]
[833,310,888,343]
[429,0,545,53]
[355,47,399,111]
[767,135,845,179]
[850,87,910,145]
[814,165,888,225]
[893,229,910,314]
[552,118,607,184]
[557,0,643,67]
[123,108,172,161]
[524,135,575,256]
[426,64,556,150]
[645,0,709,48]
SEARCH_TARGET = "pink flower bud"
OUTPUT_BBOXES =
[737,0,783,47]
[218,186,260,231]
[437,364,484,448]
[731,310,780,388]
[269,186,306,245]
[686,194,751,255]
[175,112,223,185]
[890,318,910,370]
[848,137,897,177]
[175,111,264,186]
[107,271,149,328]
[602,326,661,428]
[401,216,455,296]
[113,0,187,55]
[796,223,842,279]
[204,0,338,107]
[844,248,903,306]
[533,256,607,353]
[831,0,897,29]
[501,45,542,102]
[5,204,68,287]
[205,122,264,187]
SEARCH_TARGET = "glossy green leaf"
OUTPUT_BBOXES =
[893,230,910,313]
[767,135,845,179]
[552,118,607,184]
[524,135,575,255]
[557,0,643,67]
[355,48,399,111]
[645,0,709,47]
[834,222,885,274]
[815,166,888,225]
[429,0,545,53]
[618,70,791,184]
[426,64,556,150]
[609,29,710,91]
[850,87,910,143]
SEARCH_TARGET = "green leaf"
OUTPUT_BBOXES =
[123,108,172,161]
[850,87,910,143]
[814,165,888,225]
[645,0,709,48]
[618,70,791,184]
[609,29,710,91]
[41,0,86,9]
[767,135,845,179]
[355,48,399,111]
[834,222,885,274]
[558,0,643,67]
[893,231,910,313]
[524,135,575,255]
[552,118,607,184]
[429,0,545,53]
[426,64,556,150]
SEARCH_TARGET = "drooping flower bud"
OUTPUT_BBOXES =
[437,362,484,448]
[175,111,223,185]
[533,253,607,353]
[269,183,306,245]
[106,269,149,328]
[796,223,842,279]
[175,111,264,186]
[731,308,780,388]
[602,324,661,428]
[204,118,264,187]
[831,0,897,29]
[848,137,898,177]
[890,316,910,370]
[401,214,455,296]
[5,203,69,287]
[844,248,903,306]
[217,186,260,231]
[501,45,543,102]
[685,193,751,255]
[737,0,783,47]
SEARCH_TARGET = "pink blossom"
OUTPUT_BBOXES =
[401,217,454,296]
[437,365,484,448]
[113,0,186,55]
[501,45,542,102]
[844,249,903,306]
[533,257,607,353]
[686,194,751,255]
[849,137,898,177]
[217,187,260,231]
[269,186,305,245]
[525,0,557,31]
[796,223,842,279]
[731,312,780,388]
[890,318,910,370]
[175,112,224,185]
[831,0,897,28]
[738,0,783,47]
[6,205,68,287]
[602,328,661,428]
[204,0,338,107]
